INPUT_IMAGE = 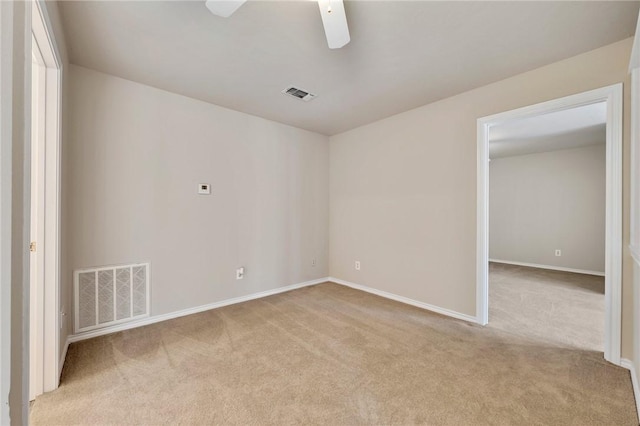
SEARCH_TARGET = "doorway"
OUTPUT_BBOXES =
[29,0,62,400]
[476,85,623,364]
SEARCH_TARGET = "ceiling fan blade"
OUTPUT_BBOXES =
[317,0,350,49]
[205,0,247,18]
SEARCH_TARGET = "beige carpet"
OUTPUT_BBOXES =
[489,262,605,352]
[30,282,636,425]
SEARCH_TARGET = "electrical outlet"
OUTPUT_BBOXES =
[236,267,244,280]
[311,258,316,267]
[555,249,562,257]
[198,183,211,195]
[355,261,361,271]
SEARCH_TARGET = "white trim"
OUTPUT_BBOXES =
[68,277,329,343]
[489,259,604,277]
[633,251,640,422]
[630,20,639,408]
[477,84,623,365]
[605,83,623,366]
[33,1,61,69]
[30,0,62,396]
[329,277,478,324]
[58,337,69,379]
[620,358,640,422]
[28,31,46,402]
[631,69,639,258]
[67,276,480,344]
[29,33,48,401]
[477,119,489,326]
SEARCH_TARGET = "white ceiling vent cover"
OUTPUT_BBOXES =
[282,86,317,102]
[74,262,150,333]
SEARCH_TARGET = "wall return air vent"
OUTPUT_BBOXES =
[282,86,317,102]
[74,262,150,333]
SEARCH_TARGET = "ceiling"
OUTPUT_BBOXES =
[58,1,640,136]
[489,102,606,159]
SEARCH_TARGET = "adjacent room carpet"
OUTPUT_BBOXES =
[489,262,605,352]
[30,282,636,425]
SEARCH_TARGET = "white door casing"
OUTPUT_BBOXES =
[629,10,640,417]
[29,0,62,398]
[29,32,46,401]
[477,84,623,365]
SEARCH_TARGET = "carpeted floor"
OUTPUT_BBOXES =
[489,262,605,352]
[30,281,636,425]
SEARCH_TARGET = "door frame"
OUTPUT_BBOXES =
[30,0,62,397]
[29,30,46,401]
[476,84,623,365]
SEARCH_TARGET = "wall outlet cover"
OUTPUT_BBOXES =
[198,183,211,195]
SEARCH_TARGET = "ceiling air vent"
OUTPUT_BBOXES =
[282,86,317,102]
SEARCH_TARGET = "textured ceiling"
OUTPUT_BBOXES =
[59,1,640,135]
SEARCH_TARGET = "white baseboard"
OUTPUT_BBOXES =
[328,277,478,324]
[620,358,640,421]
[489,259,605,277]
[58,337,69,382]
[68,275,478,343]
[68,277,329,343]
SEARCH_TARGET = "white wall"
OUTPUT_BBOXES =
[65,65,329,321]
[489,144,606,274]
[329,38,635,357]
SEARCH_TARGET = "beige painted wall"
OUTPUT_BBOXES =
[489,145,606,273]
[65,65,329,319]
[330,38,634,358]
[2,1,30,423]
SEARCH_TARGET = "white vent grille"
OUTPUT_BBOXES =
[282,86,317,102]
[74,263,150,333]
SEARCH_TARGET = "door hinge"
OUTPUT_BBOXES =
[29,242,36,252]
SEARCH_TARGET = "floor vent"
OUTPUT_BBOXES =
[74,263,150,333]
